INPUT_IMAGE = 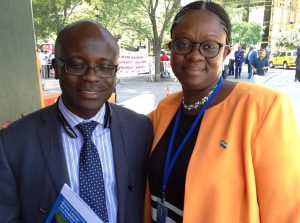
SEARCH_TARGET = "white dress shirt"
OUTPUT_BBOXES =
[58,98,117,223]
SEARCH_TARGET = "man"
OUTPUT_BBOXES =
[160,51,170,79]
[222,53,230,79]
[0,20,153,223]
[251,50,269,85]
[247,46,258,79]
[234,46,245,79]
[295,47,300,82]
[160,51,169,62]
[227,47,235,76]
[264,46,271,66]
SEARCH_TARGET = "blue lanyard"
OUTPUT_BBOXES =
[161,77,224,201]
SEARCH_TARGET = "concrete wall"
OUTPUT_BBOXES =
[0,0,42,124]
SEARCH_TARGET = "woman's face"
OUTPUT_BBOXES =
[170,10,231,92]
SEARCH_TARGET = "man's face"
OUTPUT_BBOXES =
[53,24,119,119]
[259,52,265,59]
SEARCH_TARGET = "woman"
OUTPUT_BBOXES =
[145,1,300,222]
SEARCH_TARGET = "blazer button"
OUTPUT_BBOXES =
[39,208,46,214]
[128,185,135,191]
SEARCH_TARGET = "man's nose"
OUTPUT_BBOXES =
[81,67,100,82]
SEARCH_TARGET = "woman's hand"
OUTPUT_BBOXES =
[0,113,26,130]
[0,121,13,130]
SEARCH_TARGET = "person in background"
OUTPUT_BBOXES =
[45,50,52,78]
[295,47,300,82]
[228,45,235,76]
[222,52,229,79]
[38,49,48,78]
[234,46,245,79]
[0,20,153,223]
[160,51,170,79]
[264,45,271,66]
[144,1,300,222]
[251,50,269,85]
[160,51,170,62]
[247,46,258,79]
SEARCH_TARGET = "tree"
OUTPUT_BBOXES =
[224,4,262,49]
[88,0,181,81]
[137,0,181,82]
[276,32,300,50]
[232,22,262,48]
[80,0,148,50]
[32,0,84,43]
[33,0,181,81]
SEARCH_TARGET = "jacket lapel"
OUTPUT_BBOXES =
[38,105,70,194]
[152,92,182,149]
[109,106,128,223]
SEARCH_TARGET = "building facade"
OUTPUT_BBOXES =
[215,0,300,50]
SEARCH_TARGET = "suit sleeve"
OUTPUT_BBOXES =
[144,111,155,223]
[253,93,300,222]
[0,133,21,222]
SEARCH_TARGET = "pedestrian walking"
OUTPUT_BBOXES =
[228,47,235,76]
[264,46,271,66]
[234,46,245,79]
[295,47,300,82]
[246,46,258,79]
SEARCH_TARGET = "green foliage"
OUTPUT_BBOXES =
[32,0,84,43]
[232,22,262,48]
[224,3,244,23]
[32,0,181,81]
[276,32,300,50]
[224,4,262,48]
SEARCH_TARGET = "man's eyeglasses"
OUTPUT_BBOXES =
[54,58,118,78]
[170,39,229,58]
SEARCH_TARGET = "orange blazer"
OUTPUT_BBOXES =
[145,82,300,223]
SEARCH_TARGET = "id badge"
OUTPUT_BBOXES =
[156,200,168,223]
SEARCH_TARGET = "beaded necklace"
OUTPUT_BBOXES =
[182,82,218,111]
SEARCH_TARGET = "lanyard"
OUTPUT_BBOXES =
[161,76,224,201]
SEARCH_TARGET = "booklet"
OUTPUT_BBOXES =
[45,183,102,223]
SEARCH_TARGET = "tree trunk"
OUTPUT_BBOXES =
[154,38,162,82]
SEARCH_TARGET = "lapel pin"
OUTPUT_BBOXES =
[220,140,227,149]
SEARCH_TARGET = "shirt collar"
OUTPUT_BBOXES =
[58,97,106,129]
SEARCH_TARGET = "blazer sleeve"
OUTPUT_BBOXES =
[0,132,21,222]
[252,93,300,222]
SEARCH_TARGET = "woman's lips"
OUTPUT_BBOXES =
[183,66,206,75]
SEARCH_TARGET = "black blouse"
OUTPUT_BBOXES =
[148,110,201,222]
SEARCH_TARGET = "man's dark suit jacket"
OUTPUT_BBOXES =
[0,103,153,223]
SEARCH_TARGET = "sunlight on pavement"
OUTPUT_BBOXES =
[118,94,155,115]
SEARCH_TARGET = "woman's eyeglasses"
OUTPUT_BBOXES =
[54,58,118,78]
[170,39,229,58]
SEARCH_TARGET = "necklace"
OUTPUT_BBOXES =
[182,82,218,111]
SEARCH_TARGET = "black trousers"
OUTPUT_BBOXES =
[295,70,300,81]
[229,59,235,75]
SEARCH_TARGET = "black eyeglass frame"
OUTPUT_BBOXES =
[169,39,230,59]
[54,57,118,78]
